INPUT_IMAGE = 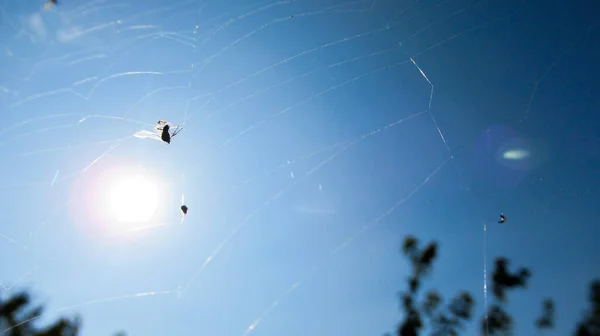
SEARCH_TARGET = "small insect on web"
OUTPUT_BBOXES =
[133,120,183,144]
[180,193,188,224]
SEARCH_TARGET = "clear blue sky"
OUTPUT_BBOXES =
[1,0,598,335]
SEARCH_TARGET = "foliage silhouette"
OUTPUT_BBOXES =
[0,291,80,336]
[388,235,599,336]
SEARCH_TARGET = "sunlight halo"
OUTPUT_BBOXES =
[108,174,160,224]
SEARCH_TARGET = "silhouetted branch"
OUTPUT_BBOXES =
[393,234,597,336]
[397,236,471,336]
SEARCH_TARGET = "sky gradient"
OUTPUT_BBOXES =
[1,0,599,335]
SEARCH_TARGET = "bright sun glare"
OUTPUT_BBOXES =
[108,175,160,223]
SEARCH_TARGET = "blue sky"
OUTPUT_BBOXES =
[1,0,598,335]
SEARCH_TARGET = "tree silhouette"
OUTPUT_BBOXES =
[0,291,80,336]
[388,235,600,336]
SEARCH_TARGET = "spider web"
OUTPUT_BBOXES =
[0,0,597,335]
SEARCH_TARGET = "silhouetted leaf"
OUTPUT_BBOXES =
[417,243,437,275]
[423,290,442,317]
[492,258,531,302]
[402,236,418,256]
[449,292,475,320]
[483,305,512,336]
[409,277,420,294]
[535,298,555,329]
[401,293,413,312]
[0,292,30,316]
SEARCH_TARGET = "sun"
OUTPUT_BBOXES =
[108,174,160,223]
